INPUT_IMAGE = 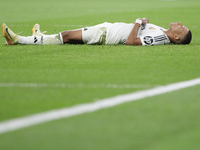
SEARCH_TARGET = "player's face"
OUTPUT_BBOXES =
[169,22,189,39]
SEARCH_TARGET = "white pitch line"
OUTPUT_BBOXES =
[0,77,200,134]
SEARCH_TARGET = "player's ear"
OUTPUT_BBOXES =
[174,34,180,42]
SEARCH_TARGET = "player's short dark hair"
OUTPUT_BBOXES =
[181,30,192,44]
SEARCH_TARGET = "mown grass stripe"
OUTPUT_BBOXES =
[0,83,158,89]
[0,77,200,134]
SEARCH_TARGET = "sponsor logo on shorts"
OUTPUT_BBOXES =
[122,39,126,44]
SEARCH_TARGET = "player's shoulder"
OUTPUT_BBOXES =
[139,24,170,46]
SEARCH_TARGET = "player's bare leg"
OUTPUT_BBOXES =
[61,30,84,44]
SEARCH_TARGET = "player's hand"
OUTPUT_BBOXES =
[142,18,149,24]
[133,18,149,25]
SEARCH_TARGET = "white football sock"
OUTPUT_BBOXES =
[18,33,63,45]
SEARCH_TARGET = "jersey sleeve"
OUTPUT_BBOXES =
[140,34,170,46]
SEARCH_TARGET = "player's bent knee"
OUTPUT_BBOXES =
[61,31,71,43]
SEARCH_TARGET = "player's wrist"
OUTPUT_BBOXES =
[135,19,142,25]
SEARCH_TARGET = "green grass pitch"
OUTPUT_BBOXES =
[0,0,200,149]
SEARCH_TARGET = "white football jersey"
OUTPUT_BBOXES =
[105,22,170,45]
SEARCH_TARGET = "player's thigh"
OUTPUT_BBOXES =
[61,29,83,44]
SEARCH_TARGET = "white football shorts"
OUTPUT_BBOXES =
[81,22,109,45]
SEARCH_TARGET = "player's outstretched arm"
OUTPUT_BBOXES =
[125,18,148,46]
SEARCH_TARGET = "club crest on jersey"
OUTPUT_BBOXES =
[149,27,156,30]
[143,36,153,45]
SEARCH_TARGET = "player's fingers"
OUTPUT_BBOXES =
[142,18,149,23]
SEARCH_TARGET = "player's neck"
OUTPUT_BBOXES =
[163,30,175,44]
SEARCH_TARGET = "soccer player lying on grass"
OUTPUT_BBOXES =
[2,18,192,46]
